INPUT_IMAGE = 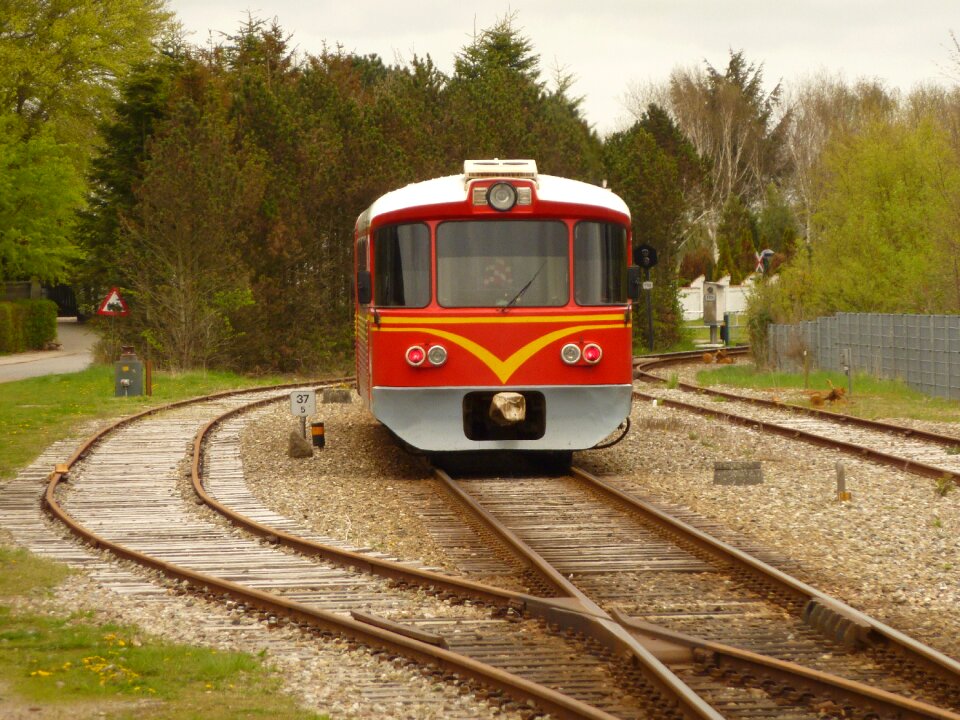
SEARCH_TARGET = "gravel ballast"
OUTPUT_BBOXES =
[239,386,960,663]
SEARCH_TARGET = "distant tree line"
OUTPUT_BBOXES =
[5,3,960,370]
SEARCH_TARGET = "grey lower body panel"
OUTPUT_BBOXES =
[371,385,632,452]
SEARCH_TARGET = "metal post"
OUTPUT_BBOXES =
[300,416,306,439]
[644,267,654,352]
[836,461,851,501]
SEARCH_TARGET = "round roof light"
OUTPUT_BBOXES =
[487,182,518,212]
[582,343,603,364]
[560,343,581,365]
[405,345,426,367]
[427,344,448,366]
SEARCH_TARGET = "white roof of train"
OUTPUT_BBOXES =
[365,165,630,222]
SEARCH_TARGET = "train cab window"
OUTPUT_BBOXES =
[373,223,430,307]
[437,220,568,308]
[574,222,628,305]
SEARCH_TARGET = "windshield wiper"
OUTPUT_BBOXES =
[500,262,546,312]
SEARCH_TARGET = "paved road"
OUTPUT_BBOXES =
[0,319,97,384]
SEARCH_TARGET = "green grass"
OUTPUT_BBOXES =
[0,364,296,479]
[0,608,326,719]
[696,364,960,422]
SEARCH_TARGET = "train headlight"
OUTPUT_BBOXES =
[582,343,603,364]
[487,182,518,212]
[405,345,426,367]
[560,343,581,365]
[427,344,447,366]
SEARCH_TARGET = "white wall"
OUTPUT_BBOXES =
[679,275,754,321]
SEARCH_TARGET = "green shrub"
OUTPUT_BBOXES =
[0,302,26,353]
[0,299,57,352]
[17,299,58,349]
[0,303,13,352]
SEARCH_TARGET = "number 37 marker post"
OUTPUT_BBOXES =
[289,390,317,438]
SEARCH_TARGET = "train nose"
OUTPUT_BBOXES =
[489,391,526,426]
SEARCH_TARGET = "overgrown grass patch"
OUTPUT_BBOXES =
[0,365,294,479]
[696,364,960,422]
[0,609,325,718]
[0,546,70,596]
[0,546,324,719]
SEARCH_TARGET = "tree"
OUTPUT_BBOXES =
[784,76,896,243]
[0,0,170,285]
[77,38,188,303]
[0,0,170,159]
[775,118,960,317]
[445,14,601,179]
[120,94,266,370]
[603,123,686,346]
[665,51,790,253]
[715,194,756,284]
[0,114,83,282]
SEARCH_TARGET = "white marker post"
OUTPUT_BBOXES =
[290,390,317,438]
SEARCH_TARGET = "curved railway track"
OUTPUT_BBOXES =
[5,363,959,718]
[634,349,960,486]
[30,383,704,719]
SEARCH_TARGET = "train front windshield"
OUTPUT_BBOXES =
[437,220,568,308]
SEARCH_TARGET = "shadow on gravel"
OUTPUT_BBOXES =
[429,450,572,478]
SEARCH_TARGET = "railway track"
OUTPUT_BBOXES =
[634,349,960,487]
[5,367,959,718]
[18,384,707,719]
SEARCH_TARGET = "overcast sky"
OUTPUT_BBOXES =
[166,1,960,134]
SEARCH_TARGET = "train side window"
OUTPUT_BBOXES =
[373,223,430,307]
[574,222,628,305]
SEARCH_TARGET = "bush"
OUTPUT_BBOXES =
[18,299,58,349]
[0,299,58,352]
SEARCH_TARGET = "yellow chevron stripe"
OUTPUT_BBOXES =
[378,324,622,383]
[374,313,624,325]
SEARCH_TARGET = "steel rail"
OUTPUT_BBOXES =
[190,397,532,607]
[568,466,960,697]
[633,385,960,486]
[635,364,960,481]
[633,346,752,369]
[432,469,725,720]
[40,383,625,720]
[612,612,960,720]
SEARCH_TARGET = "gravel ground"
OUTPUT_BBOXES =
[238,385,960,664]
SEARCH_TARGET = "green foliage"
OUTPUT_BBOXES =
[756,184,799,256]
[0,116,84,283]
[0,299,55,351]
[16,298,57,349]
[603,118,691,348]
[0,301,19,352]
[772,118,960,318]
[0,0,171,156]
[715,194,757,284]
[76,41,188,307]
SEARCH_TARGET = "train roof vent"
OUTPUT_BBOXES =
[463,159,538,183]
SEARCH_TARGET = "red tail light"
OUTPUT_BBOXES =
[582,343,602,364]
[405,345,426,366]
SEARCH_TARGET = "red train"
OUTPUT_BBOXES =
[354,159,638,460]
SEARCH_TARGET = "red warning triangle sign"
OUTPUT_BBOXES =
[97,287,129,316]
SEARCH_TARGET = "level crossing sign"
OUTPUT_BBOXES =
[97,287,129,317]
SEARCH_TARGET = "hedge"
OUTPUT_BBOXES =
[0,299,58,353]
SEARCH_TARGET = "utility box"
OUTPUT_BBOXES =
[702,282,725,325]
[114,347,143,397]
